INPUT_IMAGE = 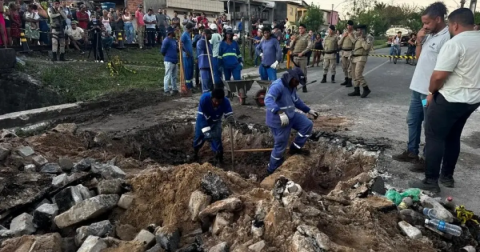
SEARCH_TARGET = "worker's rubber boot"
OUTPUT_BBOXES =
[289,144,310,156]
[320,75,327,83]
[52,52,57,62]
[331,75,335,83]
[193,148,200,162]
[59,53,66,61]
[340,77,348,86]
[348,87,361,96]
[345,78,353,87]
[215,151,224,164]
[361,86,371,98]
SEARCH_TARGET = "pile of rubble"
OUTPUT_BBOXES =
[0,124,478,252]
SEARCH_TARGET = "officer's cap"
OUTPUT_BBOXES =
[347,20,354,26]
[287,67,306,86]
[167,27,175,35]
[299,23,306,28]
[329,25,335,31]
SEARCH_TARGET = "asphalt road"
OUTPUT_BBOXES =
[245,47,480,210]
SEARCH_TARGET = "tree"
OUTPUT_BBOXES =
[297,4,324,32]
[475,12,480,24]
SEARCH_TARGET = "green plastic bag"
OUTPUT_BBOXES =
[385,188,421,205]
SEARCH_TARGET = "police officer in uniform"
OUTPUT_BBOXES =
[348,24,373,98]
[338,20,355,87]
[290,23,312,93]
[321,25,338,83]
[48,0,67,61]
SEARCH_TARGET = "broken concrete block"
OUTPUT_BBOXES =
[77,235,107,252]
[0,143,12,161]
[52,173,68,187]
[8,154,27,169]
[73,158,96,172]
[75,220,114,246]
[40,163,62,174]
[134,229,155,247]
[91,163,126,179]
[97,178,124,194]
[54,184,92,213]
[155,225,181,252]
[201,172,231,201]
[118,194,135,209]
[58,157,74,172]
[248,240,265,252]
[209,242,228,252]
[32,154,48,167]
[54,194,119,229]
[146,244,163,252]
[24,164,36,173]
[398,221,422,239]
[33,203,59,229]
[10,213,36,235]
[292,225,332,252]
[189,190,212,221]
[0,225,14,238]
[17,146,34,157]
[199,197,243,221]
[116,224,138,241]
[52,123,78,134]
[212,212,234,235]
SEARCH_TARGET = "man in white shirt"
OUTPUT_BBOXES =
[143,8,156,48]
[209,23,223,86]
[67,20,85,54]
[389,31,402,59]
[392,2,450,171]
[409,8,480,192]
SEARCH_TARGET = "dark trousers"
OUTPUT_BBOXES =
[425,93,480,180]
[146,28,155,47]
[90,34,104,61]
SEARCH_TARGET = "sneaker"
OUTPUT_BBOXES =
[392,150,419,163]
[409,158,425,173]
[440,175,455,188]
[408,178,440,193]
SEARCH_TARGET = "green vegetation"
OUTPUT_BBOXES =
[297,4,325,33]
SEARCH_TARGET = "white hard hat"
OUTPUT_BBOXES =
[209,23,218,30]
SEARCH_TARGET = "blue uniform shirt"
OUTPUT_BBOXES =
[197,38,213,69]
[181,31,193,58]
[218,40,242,69]
[256,37,283,66]
[196,92,233,130]
[265,72,310,128]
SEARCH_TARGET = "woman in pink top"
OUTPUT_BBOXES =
[0,0,7,47]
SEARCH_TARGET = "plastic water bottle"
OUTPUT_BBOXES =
[425,219,462,236]
[420,195,454,223]
[423,208,441,220]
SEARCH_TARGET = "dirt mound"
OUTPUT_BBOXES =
[120,163,257,233]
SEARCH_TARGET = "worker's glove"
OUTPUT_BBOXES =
[260,53,263,58]
[270,60,279,69]
[279,111,289,127]
[308,110,319,119]
[202,126,213,140]
[226,115,235,126]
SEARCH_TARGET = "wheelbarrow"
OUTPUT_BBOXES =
[225,80,254,105]
[254,80,272,107]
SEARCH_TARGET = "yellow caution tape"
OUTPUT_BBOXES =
[456,205,480,225]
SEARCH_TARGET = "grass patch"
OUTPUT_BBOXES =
[28,61,163,101]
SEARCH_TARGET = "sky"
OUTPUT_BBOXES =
[311,0,468,16]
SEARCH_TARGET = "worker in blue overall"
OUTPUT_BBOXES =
[256,26,283,81]
[265,67,318,174]
[218,28,243,80]
[181,23,195,90]
[196,29,214,93]
[193,88,235,164]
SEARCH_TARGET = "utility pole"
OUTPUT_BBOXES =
[330,4,333,24]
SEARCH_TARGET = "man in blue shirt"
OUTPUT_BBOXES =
[193,88,235,164]
[160,27,179,95]
[197,29,214,93]
[256,26,283,81]
[181,23,195,90]
[264,67,318,174]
